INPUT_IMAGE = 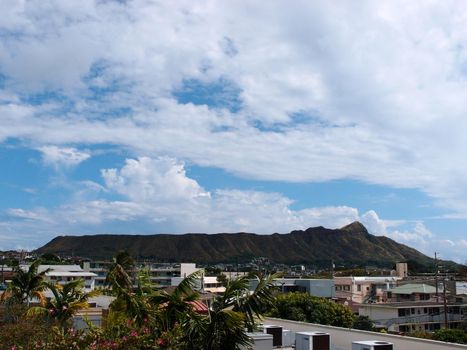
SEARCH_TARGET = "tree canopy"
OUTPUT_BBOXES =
[267,292,355,328]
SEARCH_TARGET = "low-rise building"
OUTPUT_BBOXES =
[334,276,399,311]
[386,283,437,303]
[359,283,467,333]
[250,278,335,298]
[359,300,466,333]
[22,264,98,291]
[171,263,225,293]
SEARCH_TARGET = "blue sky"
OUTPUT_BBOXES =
[0,1,466,262]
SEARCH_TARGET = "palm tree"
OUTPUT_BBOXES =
[105,251,134,293]
[187,297,250,350]
[108,276,153,327]
[0,259,49,307]
[186,273,277,350]
[105,251,154,326]
[232,272,277,331]
[27,279,100,327]
[150,270,202,332]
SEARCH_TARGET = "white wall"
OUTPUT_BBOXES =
[358,305,398,331]
[180,263,200,277]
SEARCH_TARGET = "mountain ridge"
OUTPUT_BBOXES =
[36,222,443,270]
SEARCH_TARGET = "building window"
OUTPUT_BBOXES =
[398,308,409,317]
[357,285,361,292]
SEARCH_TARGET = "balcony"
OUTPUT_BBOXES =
[385,313,464,327]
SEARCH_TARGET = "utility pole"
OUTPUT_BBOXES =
[442,272,448,328]
[200,272,205,292]
[1,255,4,284]
[331,259,335,299]
[434,252,439,302]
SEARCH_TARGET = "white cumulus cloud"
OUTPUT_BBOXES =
[38,146,90,168]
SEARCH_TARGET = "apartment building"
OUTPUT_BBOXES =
[25,264,98,291]
[334,276,400,311]
[250,278,335,298]
[84,261,202,289]
[359,283,467,332]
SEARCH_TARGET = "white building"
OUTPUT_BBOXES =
[20,264,98,292]
[171,263,225,293]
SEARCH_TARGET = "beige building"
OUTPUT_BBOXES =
[334,276,399,311]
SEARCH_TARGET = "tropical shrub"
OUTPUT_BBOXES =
[353,315,375,331]
[268,292,356,328]
[433,328,467,344]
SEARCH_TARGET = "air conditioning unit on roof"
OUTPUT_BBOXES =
[352,340,393,350]
[295,331,330,350]
[263,325,282,347]
[282,329,295,347]
[243,332,273,350]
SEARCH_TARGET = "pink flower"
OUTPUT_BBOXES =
[130,330,138,337]
[156,338,167,346]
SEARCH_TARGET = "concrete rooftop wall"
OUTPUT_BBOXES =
[265,317,467,350]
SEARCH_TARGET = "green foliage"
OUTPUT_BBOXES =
[408,328,467,344]
[1,259,49,306]
[27,279,101,328]
[0,319,183,350]
[39,253,62,265]
[184,272,276,350]
[233,273,277,331]
[433,328,467,344]
[1,269,278,350]
[0,315,50,350]
[353,315,375,331]
[268,292,356,328]
[216,273,228,286]
[334,268,367,277]
[150,271,201,332]
[186,308,250,350]
[407,330,434,340]
[105,251,134,292]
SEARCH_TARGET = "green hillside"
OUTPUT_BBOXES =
[36,222,447,270]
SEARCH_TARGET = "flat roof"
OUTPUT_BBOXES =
[334,276,400,282]
[388,283,436,294]
[46,271,97,277]
[358,301,467,308]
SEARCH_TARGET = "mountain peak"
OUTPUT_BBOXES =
[340,221,368,233]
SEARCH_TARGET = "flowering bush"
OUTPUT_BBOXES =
[2,316,186,350]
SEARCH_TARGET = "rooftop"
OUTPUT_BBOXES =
[388,283,436,295]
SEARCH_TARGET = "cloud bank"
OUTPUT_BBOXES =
[4,156,464,261]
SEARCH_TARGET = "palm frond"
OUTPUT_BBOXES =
[174,270,202,296]
[26,306,48,318]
